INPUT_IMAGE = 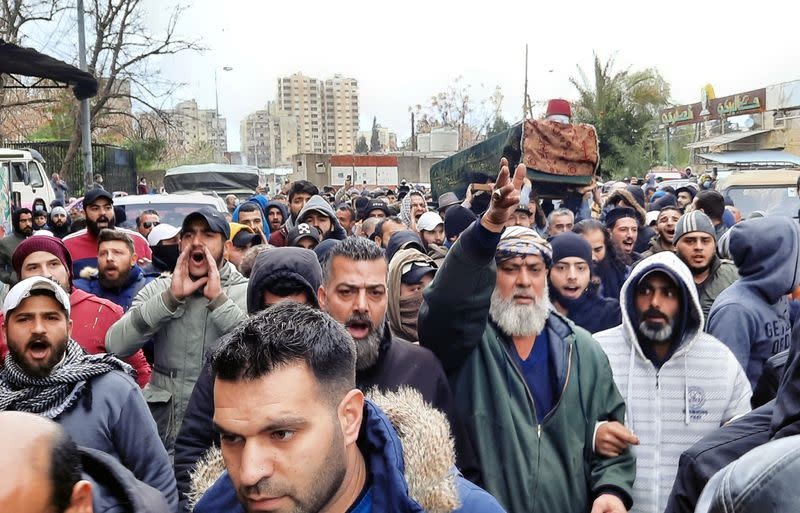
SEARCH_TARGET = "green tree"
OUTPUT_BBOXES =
[370,116,382,152]
[570,53,670,179]
[356,135,369,154]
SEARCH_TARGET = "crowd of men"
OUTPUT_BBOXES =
[0,161,799,513]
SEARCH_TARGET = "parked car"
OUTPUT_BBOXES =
[716,169,800,219]
[111,192,227,230]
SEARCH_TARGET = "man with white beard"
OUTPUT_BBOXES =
[419,158,635,513]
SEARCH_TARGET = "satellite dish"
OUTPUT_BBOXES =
[743,116,755,129]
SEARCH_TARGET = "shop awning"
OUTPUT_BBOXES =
[685,129,771,149]
[696,150,800,167]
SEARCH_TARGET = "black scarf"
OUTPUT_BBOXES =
[0,339,132,418]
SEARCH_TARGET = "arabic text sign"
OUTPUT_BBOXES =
[660,88,766,127]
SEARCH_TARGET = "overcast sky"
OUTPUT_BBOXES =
[28,0,800,152]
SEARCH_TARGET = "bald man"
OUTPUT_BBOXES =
[0,411,172,513]
[0,411,92,513]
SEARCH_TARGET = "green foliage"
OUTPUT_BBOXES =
[370,116,382,152]
[487,114,511,138]
[356,135,369,154]
[125,138,166,171]
[570,53,671,179]
[28,102,75,141]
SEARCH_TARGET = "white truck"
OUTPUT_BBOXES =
[0,147,57,234]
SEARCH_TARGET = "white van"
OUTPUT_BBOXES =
[0,148,56,209]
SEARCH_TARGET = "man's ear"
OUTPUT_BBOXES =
[317,285,327,310]
[64,480,93,513]
[224,239,233,260]
[338,389,364,446]
[130,252,138,268]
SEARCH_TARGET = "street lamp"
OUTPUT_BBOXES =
[214,66,233,116]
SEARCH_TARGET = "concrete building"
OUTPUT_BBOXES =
[276,72,359,155]
[240,102,298,168]
[356,126,398,152]
[164,99,227,162]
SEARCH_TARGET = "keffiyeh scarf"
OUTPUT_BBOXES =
[495,226,552,265]
[0,339,133,418]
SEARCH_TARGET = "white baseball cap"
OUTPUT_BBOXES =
[3,276,71,316]
[147,223,181,246]
[417,211,444,232]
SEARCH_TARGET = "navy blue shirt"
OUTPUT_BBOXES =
[512,330,554,423]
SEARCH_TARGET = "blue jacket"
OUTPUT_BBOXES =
[707,217,800,388]
[232,196,271,238]
[550,283,621,334]
[74,265,157,312]
[193,396,505,513]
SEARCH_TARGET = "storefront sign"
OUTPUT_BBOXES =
[660,88,766,127]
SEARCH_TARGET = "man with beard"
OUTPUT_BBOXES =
[187,303,503,513]
[0,235,152,387]
[47,206,71,239]
[593,252,751,513]
[268,180,318,247]
[640,206,681,259]
[672,211,738,321]
[675,186,696,212]
[418,158,635,513]
[319,236,479,483]
[264,199,288,234]
[0,207,33,284]
[297,195,348,242]
[548,232,621,333]
[605,207,640,265]
[0,276,177,509]
[63,190,151,276]
[105,207,248,453]
[74,230,158,311]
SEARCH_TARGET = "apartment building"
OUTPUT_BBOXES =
[240,102,298,168]
[168,99,227,161]
[276,72,359,155]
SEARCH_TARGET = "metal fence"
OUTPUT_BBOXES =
[2,140,137,196]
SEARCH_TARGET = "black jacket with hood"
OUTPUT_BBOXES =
[297,194,348,241]
[664,317,800,513]
[80,446,172,513]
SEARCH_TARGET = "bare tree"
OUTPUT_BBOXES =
[409,77,500,150]
[57,0,201,177]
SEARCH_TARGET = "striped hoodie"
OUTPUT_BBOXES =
[593,251,751,513]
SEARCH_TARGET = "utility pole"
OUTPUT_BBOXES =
[77,0,94,191]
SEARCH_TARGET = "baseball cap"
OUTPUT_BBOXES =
[230,222,263,248]
[83,189,113,207]
[365,200,390,218]
[288,223,322,247]
[3,276,71,316]
[147,223,180,246]
[401,260,438,285]
[182,207,230,240]
[417,211,444,232]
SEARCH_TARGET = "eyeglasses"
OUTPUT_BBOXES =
[143,221,160,229]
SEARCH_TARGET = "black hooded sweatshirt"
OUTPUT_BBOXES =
[664,318,800,513]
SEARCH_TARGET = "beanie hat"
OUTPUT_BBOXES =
[674,210,717,243]
[12,235,73,285]
[625,185,646,209]
[545,99,572,119]
[605,207,639,230]
[550,232,592,265]
[444,205,477,240]
[50,206,67,218]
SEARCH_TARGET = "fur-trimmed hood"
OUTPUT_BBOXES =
[188,388,461,513]
[605,189,647,225]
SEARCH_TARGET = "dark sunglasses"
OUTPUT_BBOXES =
[143,221,160,229]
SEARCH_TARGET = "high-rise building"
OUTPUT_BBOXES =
[276,72,359,154]
[241,102,298,168]
[322,74,359,154]
[167,100,227,162]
